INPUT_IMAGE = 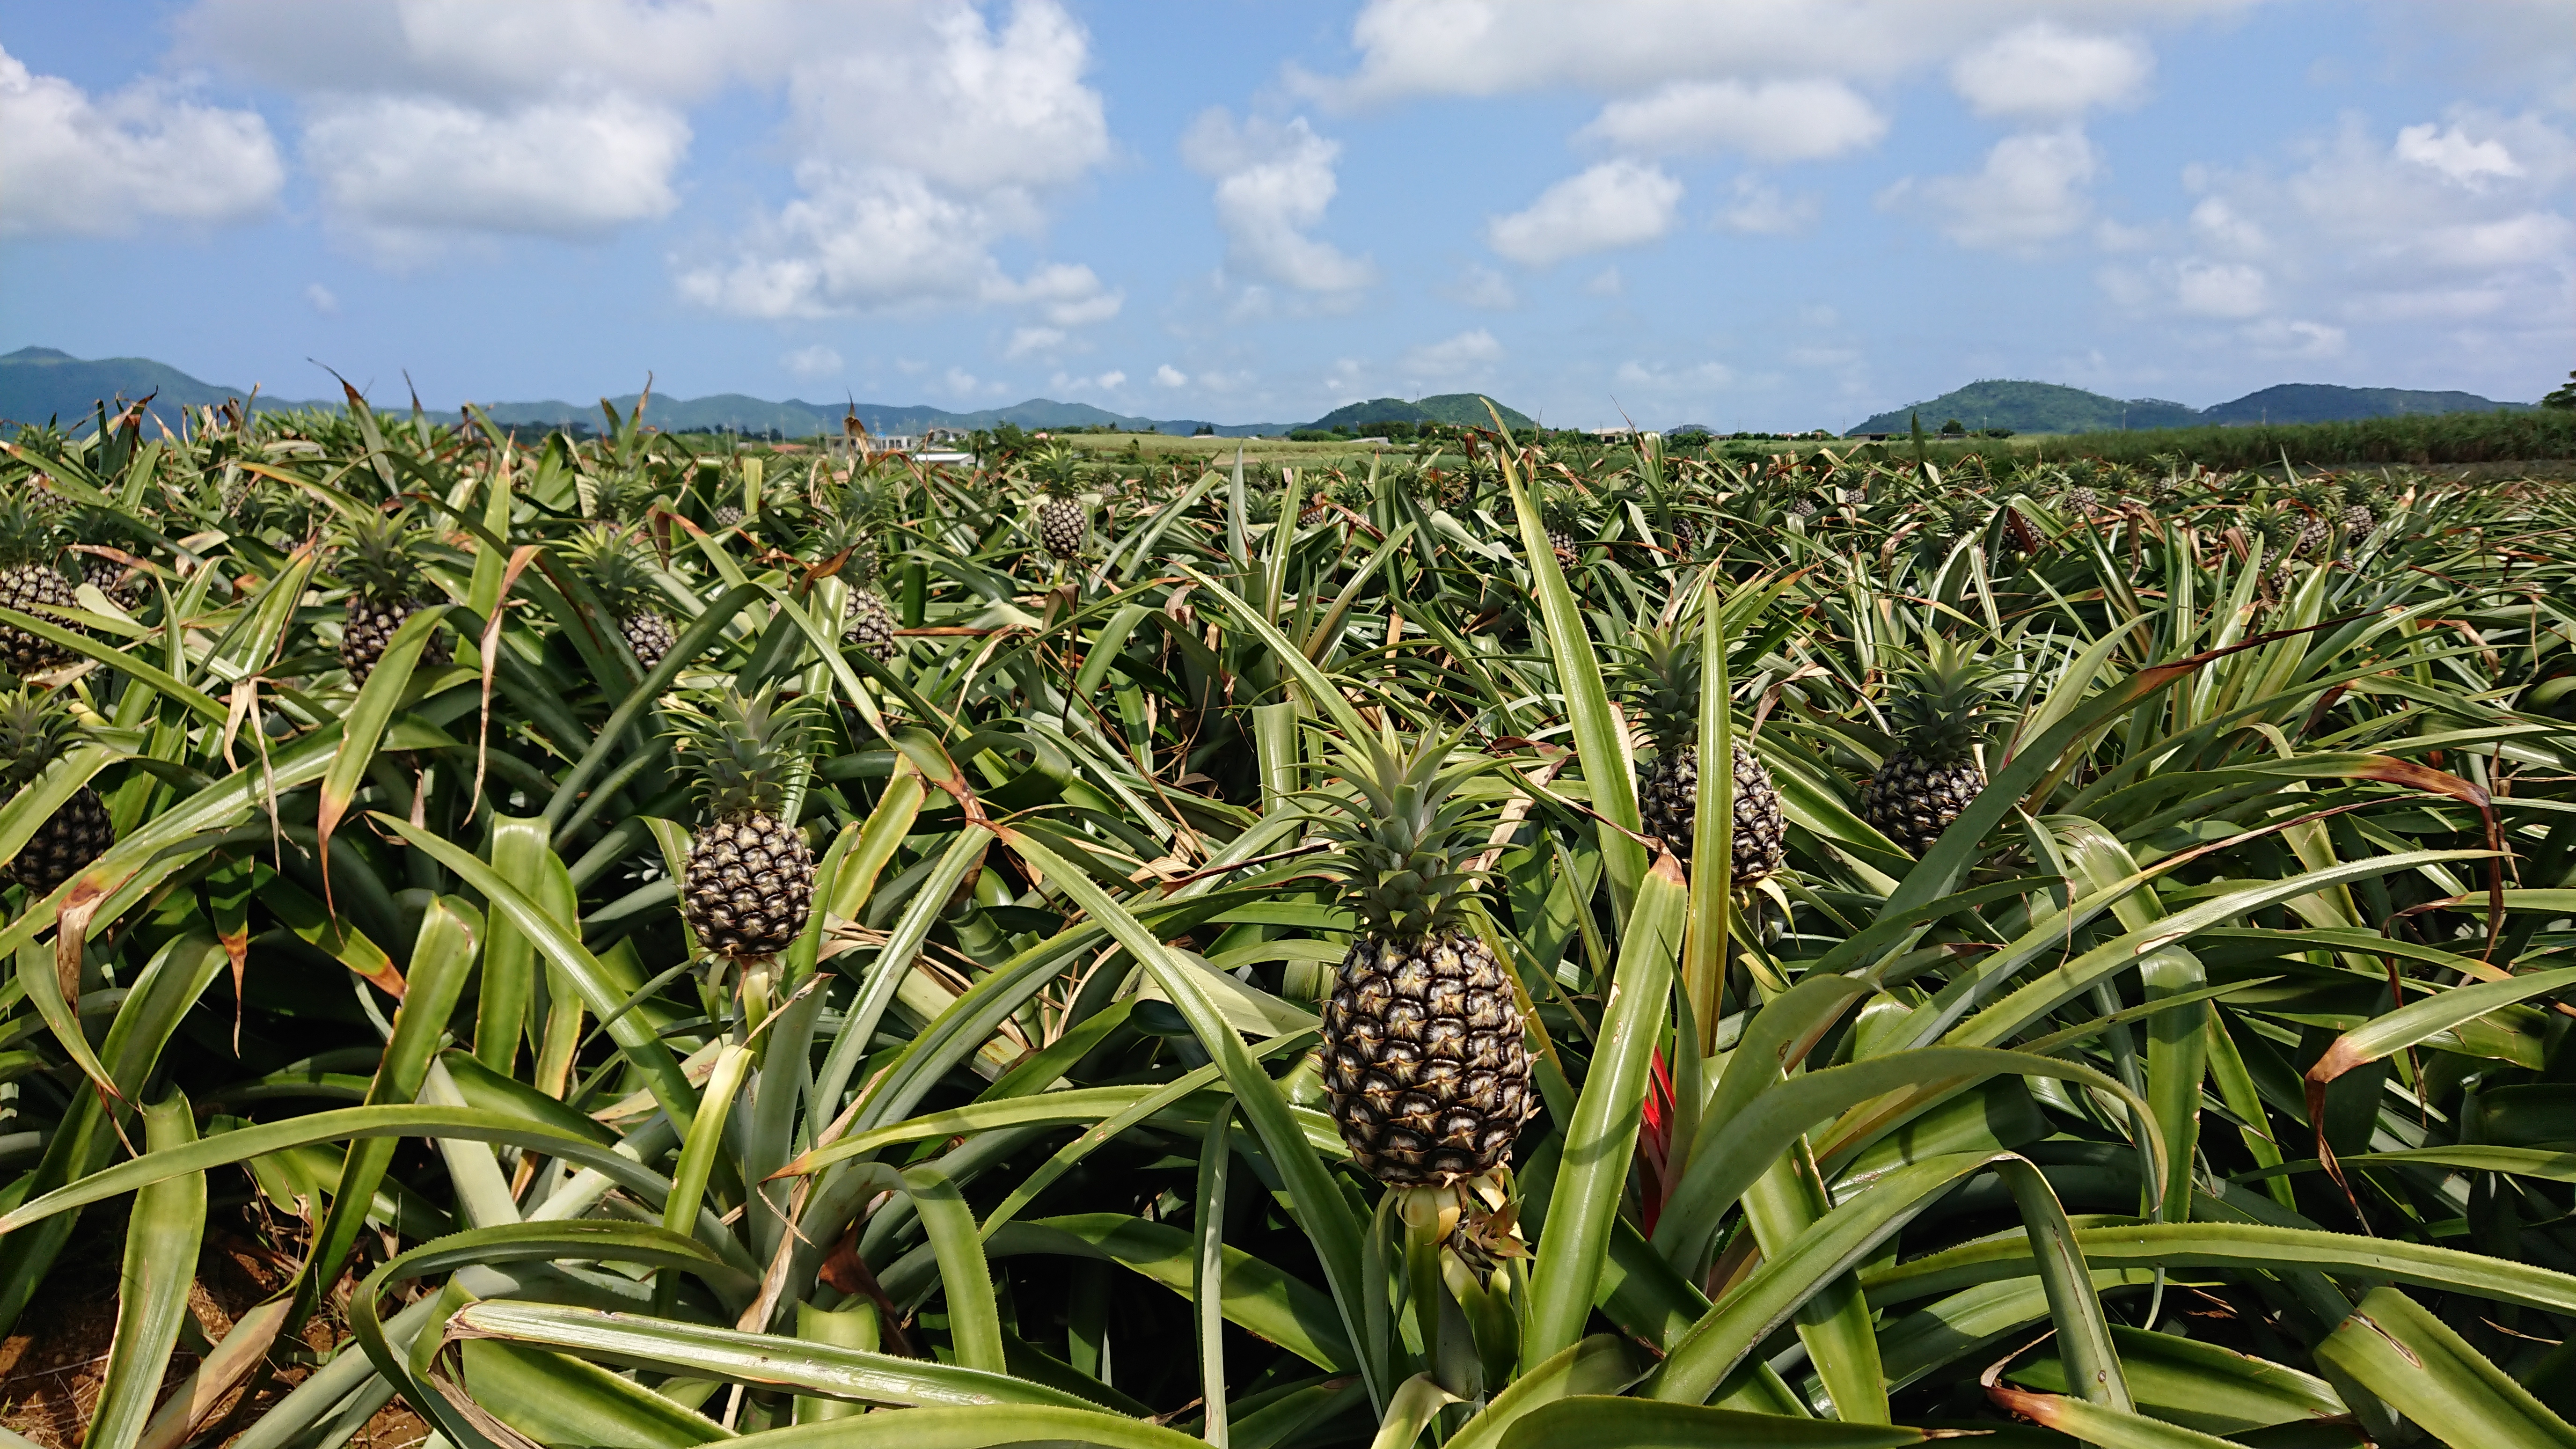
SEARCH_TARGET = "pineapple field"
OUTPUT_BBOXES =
[7,392,2576,1449]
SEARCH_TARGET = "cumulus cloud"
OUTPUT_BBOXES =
[2112,108,2573,378]
[1949,22,2153,119]
[1488,160,1683,266]
[1578,78,1885,161]
[1881,128,2101,251]
[1716,175,1823,236]
[1156,365,1188,388]
[305,283,340,315]
[303,90,687,251]
[1306,0,2242,105]
[1181,110,1376,294]
[1005,327,1067,359]
[0,43,282,236]
[1447,263,1519,308]
[172,0,1118,322]
[1402,329,1505,385]
[1613,359,1736,393]
[1050,369,1126,393]
[783,344,844,377]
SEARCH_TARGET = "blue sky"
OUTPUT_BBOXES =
[1,0,2568,430]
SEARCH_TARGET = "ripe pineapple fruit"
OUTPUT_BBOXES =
[1616,627,1785,887]
[1859,638,2000,857]
[1032,447,1090,562]
[1315,729,1535,1186]
[334,510,450,686]
[570,525,676,669]
[0,688,114,895]
[0,497,78,678]
[670,686,818,962]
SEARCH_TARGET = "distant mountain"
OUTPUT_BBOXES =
[2197,384,2532,426]
[1847,380,2198,437]
[1303,393,1535,432]
[0,347,1295,438]
[1846,377,2534,437]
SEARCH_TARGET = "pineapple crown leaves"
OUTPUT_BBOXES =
[332,507,433,601]
[1027,444,1089,500]
[567,524,658,609]
[663,684,819,822]
[1610,626,1703,755]
[0,688,79,790]
[1884,635,2005,766]
[0,494,63,567]
[1303,725,1504,938]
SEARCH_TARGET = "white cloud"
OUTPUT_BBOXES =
[2110,108,2574,380]
[1612,360,1737,404]
[1050,369,1126,393]
[1578,78,1885,161]
[1488,160,1683,266]
[174,0,1118,317]
[2395,122,2525,187]
[2239,318,2347,359]
[2171,259,2269,317]
[1448,263,1520,308]
[1402,329,1505,385]
[1949,22,2153,119]
[1881,128,2100,251]
[1584,266,1625,296]
[1005,327,1067,359]
[1181,110,1376,294]
[303,91,687,251]
[1306,0,2243,105]
[305,283,340,315]
[1716,175,1822,236]
[783,344,844,377]
[0,43,282,236]
[944,366,1003,397]
[1155,365,1188,388]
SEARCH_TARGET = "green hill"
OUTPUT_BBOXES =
[1847,377,2534,438]
[1847,380,2197,437]
[1304,393,1534,432]
[2199,384,2531,425]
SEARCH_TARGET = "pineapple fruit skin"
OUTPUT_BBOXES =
[0,564,79,676]
[4,784,113,895]
[1639,742,1786,887]
[681,811,815,960]
[843,587,897,663]
[341,593,450,686]
[621,610,676,670]
[1859,749,1988,857]
[1322,928,1534,1186]
[1039,498,1086,561]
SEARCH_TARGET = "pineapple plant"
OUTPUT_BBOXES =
[0,496,78,678]
[333,509,450,686]
[812,509,898,665]
[1313,729,1535,1186]
[1858,637,2000,857]
[1616,626,1785,887]
[1539,485,1582,558]
[71,505,145,609]
[0,688,114,895]
[670,686,818,963]
[569,525,676,669]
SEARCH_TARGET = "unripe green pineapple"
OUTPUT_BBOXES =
[1858,637,2001,856]
[1313,729,1534,1186]
[1538,485,1582,558]
[332,510,449,686]
[1614,626,1786,887]
[0,496,78,678]
[670,686,817,962]
[812,508,899,665]
[0,689,113,895]
[570,525,676,669]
